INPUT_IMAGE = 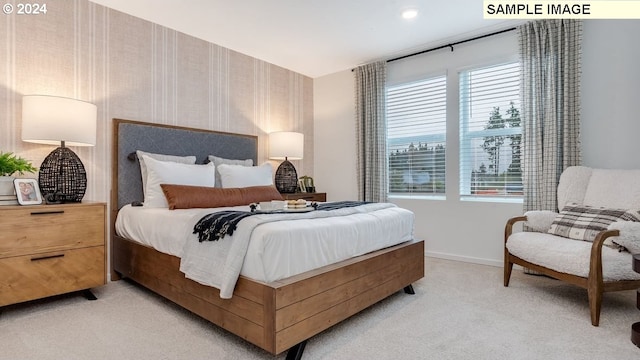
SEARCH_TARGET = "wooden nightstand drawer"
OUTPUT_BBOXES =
[0,245,105,306]
[280,192,326,202]
[0,203,104,258]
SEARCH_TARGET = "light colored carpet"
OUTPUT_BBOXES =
[1,257,639,360]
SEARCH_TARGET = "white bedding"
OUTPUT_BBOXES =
[115,203,414,297]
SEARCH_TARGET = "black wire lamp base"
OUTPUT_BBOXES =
[38,146,87,203]
[274,159,298,193]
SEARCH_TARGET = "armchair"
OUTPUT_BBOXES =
[504,166,640,326]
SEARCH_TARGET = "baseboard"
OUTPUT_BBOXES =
[425,251,502,268]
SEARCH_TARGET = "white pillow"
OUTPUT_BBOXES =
[137,150,196,199]
[207,155,253,187]
[141,154,215,208]
[217,162,273,188]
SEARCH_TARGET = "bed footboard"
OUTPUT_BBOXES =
[113,235,424,356]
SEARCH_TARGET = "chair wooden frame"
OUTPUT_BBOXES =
[504,216,640,326]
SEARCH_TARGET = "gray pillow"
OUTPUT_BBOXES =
[548,203,640,242]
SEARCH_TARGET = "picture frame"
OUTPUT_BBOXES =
[298,179,307,193]
[14,178,43,205]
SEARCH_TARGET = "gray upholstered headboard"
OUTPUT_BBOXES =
[113,119,258,210]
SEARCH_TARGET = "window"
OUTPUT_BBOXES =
[387,76,446,195]
[459,62,521,198]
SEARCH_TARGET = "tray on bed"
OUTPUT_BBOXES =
[253,206,315,213]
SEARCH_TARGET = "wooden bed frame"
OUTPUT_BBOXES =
[110,119,425,358]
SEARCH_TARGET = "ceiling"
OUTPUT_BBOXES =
[90,0,521,78]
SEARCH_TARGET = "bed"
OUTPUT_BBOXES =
[110,119,425,359]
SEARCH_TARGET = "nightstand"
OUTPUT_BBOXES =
[280,192,327,202]
[0,201,106,307]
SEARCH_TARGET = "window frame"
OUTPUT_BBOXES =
[458,61,522,200]
[385,35,520,203]
[386,74,448,198]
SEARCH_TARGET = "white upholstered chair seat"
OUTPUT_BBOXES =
[507,232,640,281]
[504,166,640,326]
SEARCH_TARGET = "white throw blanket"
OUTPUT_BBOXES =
[179,202,396,298]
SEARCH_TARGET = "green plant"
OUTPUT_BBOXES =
[0,152,37,176]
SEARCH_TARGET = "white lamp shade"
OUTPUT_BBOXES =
[22,95,97,147]
[269,131,303,160]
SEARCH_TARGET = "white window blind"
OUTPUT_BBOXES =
[387,75,446,195]
[459,62,521,198]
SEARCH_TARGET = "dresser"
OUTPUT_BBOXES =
[0,202,106,306]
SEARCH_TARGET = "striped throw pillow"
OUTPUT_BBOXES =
[548,204,640,241]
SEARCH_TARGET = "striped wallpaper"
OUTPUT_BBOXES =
[0,0,313,205]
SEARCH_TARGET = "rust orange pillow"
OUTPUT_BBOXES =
[160,184,283,210]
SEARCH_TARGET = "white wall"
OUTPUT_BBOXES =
[313,71,358,201]
[314,20,640,267]
[581,20,640,169]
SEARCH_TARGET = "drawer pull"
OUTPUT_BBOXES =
[30,210,65,216]
[31,254,65,261]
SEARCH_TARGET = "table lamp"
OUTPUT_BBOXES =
[21,95,97,203]
[269,131,303,193]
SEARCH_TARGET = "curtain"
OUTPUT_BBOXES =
[354,61,387,202]
[519,20,582,212]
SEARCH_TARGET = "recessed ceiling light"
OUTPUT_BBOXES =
[402,9,418,20]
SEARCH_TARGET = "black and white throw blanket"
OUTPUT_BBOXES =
[193,201,371,242]
[180,201,395,299]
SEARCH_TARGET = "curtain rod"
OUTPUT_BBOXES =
[352,27,517,71]
[387,27,517,63]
